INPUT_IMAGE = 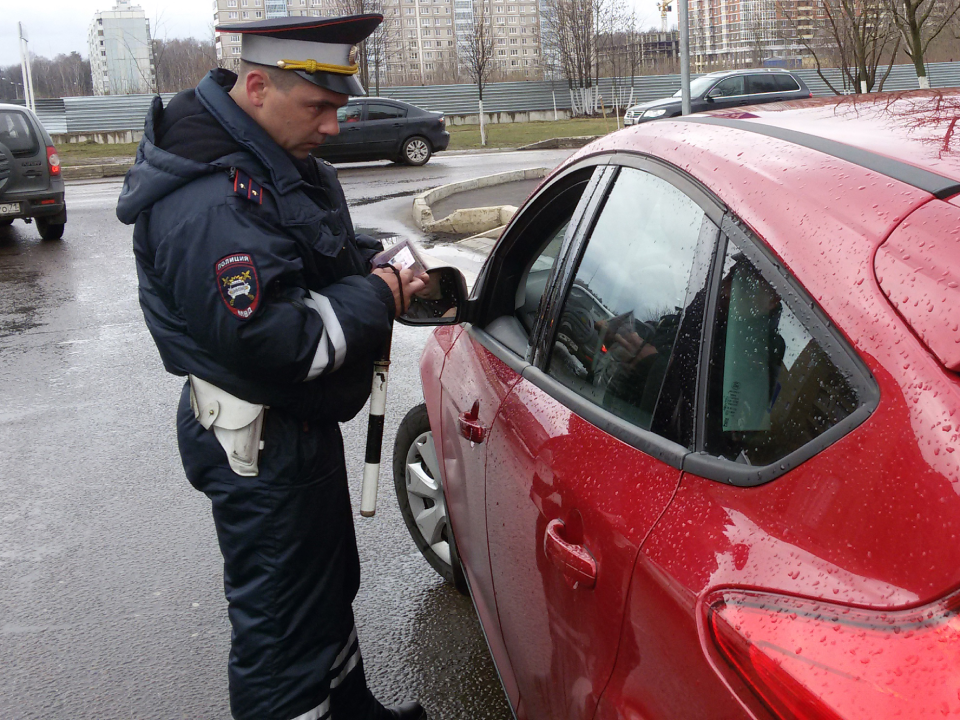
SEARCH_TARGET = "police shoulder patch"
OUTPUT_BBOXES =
[215,253,261,320]
[232,168,265,205]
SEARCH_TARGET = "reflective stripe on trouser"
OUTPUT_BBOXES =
[177,383,369,720]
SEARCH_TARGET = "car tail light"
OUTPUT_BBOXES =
[46,146,61,176]
[438,115,445,125]
[808,92,813,98]
[708,589,960,719]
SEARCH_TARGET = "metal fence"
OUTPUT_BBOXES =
[376,60,960,114]
[21,60,960,136]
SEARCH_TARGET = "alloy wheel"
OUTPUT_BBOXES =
[405,138,430,165]
[403,429,450,566]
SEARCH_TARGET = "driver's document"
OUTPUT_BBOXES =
[372,238,427,276]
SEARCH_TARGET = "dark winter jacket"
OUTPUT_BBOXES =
[117,69,394,423]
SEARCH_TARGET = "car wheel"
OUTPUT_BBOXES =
[36,218,65,241]
[393,403,466,592]
[401,136,432,166]
[0,218,13,227]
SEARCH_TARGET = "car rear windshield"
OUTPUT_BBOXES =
[0,110,40,157]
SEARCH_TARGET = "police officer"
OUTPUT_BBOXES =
[117,14,428,720]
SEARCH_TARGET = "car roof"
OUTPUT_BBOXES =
[700,90,960,185]
[0,103,36,113]
[704,68,799,78]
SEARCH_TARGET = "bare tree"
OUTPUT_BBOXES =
[1,54,93,100]
[334,0,387,94]
[541,0,598,114]
[459,0,496,145]
[887,0,960,87]
[778,0,900,93]
[153,38,218,93]
[597,0,642,120]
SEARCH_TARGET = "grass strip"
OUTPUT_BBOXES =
[446,117,619,151]
[57,117,623,162]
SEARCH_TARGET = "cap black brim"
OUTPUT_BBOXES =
[295,70,366,96]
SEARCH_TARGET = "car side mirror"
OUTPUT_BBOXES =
[396,266,468,326]
[705,93,716,102]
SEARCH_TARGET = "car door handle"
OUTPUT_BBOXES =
[544,518,597,590]
[458,400,486,443]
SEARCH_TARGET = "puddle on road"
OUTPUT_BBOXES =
[0,266,44,338]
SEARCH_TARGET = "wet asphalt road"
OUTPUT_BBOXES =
[0,149,574,720]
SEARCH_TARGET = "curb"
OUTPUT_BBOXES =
[518,136,600,151]
[413,167,548,235]
[63,162,133,180]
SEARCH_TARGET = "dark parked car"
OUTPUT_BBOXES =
[0,102,66,240]
[312,97,450,166]
[623,68,812,125]
[393,90,960,719]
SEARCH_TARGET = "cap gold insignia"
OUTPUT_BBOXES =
[348,45,359,65]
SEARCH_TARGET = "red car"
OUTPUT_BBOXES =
[393,90,960,720]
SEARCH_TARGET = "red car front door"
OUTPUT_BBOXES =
[437,327,522,703]
[481,162,722,720]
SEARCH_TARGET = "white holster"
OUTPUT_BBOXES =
[189,375,266,477]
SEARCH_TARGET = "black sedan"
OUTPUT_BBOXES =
[313,97,450,166]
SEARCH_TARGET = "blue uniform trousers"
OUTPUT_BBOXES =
[177,382,379,720]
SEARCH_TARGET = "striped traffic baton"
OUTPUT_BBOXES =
[360,326,393,517]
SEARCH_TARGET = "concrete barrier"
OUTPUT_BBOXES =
[62,161,133,180]
[52,130,143,145]
[413,166,548,235]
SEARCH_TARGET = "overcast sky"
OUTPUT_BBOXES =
[1,0,675,67]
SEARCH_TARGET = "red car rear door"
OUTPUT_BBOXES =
[481,160,724,720]
[594,215,884,719]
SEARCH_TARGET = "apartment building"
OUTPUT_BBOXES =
[386,0,542,85]
[87,0,155,95]
[213,0,543,87]
[688,0,813,69]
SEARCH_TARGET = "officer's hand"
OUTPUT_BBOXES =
[372,267,427,318]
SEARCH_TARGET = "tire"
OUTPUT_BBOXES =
[0,218,13,227]
[401,136,432,166]
[36,218,64,241]
[393,403,467,593]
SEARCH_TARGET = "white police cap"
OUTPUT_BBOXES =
[216,14,382,96]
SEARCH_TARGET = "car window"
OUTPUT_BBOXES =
[774,74,801,92]
[514,193,579,335]
[0,110,40,156]
[710,76,744,97]
[367,103,406,121]
[547,167,705,431]
[703,239,862,466]
[337,104,362,123]
[674,76,715,98]
[747,74,780,94]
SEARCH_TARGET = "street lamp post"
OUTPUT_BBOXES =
[19,22,36,112]
[679,0,691,115]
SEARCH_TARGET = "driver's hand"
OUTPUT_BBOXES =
[372,267,427,318]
